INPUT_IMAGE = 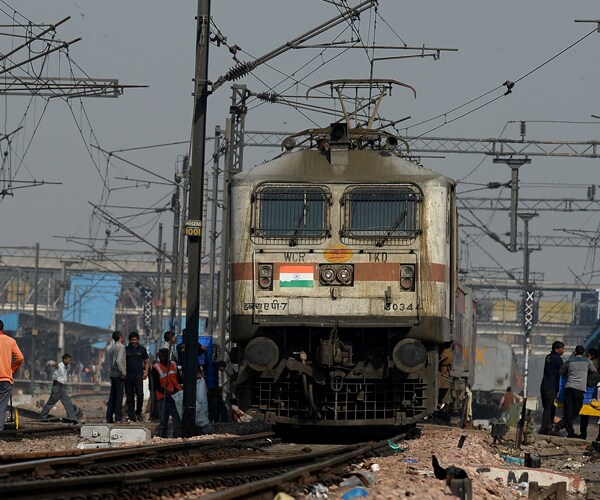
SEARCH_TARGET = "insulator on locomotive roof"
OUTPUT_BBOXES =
[318,139,330,152]
[385,136,399,150]
[282,137,296,151]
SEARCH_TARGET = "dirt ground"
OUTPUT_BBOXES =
[323,425,599,500]
[4,393,600,499]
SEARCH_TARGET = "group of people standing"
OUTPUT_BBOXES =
[1,323,225,438]
[106,330,215,438]
[539,340,599,440]
[106,330,149,423]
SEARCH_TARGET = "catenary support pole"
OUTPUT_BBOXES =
[492,157,531,253]
[170,169,181,332]
[176,157,189,337]
[30,242,39,396]
[183,0,211,437]
[515,212,537,448]
[207,126,221,339]
[156,223,163,343]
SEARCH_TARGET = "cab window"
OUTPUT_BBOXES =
[252,185,330,244]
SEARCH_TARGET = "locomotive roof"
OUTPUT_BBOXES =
[234,148,455,187]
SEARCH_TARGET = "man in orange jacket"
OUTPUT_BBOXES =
[152,348,182,438]
[0,320,24,430]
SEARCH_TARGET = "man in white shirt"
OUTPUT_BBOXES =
[39,353,78,422]
[195,367,212,434]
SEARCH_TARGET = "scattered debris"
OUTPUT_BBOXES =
[340,487,369,499]
[386,439,406,453]
[528,481,567,500]
[500,453,524,465]
[431,455,468,485]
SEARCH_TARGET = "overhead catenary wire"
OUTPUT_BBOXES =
[404,27,598,138]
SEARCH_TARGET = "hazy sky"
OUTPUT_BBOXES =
[2,1,600,292]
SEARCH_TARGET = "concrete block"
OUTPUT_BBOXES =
[477,466,586,495]
[110,426,151,443]
[80,424,111,442]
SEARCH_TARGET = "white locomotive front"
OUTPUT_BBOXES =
[230,125,458,427]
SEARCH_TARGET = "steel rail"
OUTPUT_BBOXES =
[0,431,275,474]
[0,424,79,442]
[204,432,409,499]
[0,440,366,499]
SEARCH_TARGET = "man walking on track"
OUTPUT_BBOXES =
[0,320,24,430]
[39,353,78,422]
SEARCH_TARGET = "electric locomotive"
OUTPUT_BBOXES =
[230,123,471,428]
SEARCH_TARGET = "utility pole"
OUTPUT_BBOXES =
[492,158,532,252]
[207,126,222,339]
[156,223,164,345]
[58,260,76,356]
[30,242,39,396]
[218,86,248,357]
[160,242,167,338]
[177,157,189,337]
[183,0,211,437]
[170,168,182,332]
[515,212,538,448]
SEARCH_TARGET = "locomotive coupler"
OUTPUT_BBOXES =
[286,357,326,385]
[318,338,353,367]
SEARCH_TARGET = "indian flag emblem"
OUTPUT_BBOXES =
[280,265,314,288]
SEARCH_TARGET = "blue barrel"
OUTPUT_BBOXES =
[198,335,212,366]
[557,374,596,404]
[205,362,218,390]
[584,385,595,404]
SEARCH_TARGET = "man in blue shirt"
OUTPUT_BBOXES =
[539,341,564,435]
[124,332,149,422]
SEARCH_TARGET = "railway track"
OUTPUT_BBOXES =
[0,431,276,478]
[0,431,410,499]
[0,423,80,442]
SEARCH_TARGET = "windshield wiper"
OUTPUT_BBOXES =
[376,210,407,247]
[289,199,309,247]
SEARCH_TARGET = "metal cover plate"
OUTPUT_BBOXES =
[81,424,112,442]
[110,426,151,443]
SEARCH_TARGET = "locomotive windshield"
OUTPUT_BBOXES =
[253,185,330,244]
[341,185,420,244]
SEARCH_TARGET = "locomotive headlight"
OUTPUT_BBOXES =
[400,264,415,291]
[259,277,272,289]
[336,265,353,284]
[258,264,273,290]
[392,338,427,373]
[321,266,336,283]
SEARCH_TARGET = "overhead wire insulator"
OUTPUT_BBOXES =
[256,92,279,103]
[227,61,257,81]
[212,60,258,91]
